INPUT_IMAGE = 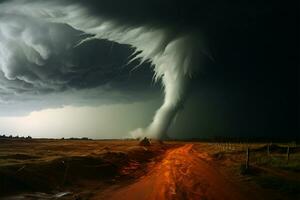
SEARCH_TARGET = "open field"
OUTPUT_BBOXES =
[0,139,299,200]
[193,142,300,200]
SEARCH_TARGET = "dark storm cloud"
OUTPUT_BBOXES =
[0,0,206,138]
[0,0,298,138]
[0,8,158,116]
[0,0,279,99]
[0,14,148,91]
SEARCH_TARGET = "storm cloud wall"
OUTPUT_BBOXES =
[0,0,204,139]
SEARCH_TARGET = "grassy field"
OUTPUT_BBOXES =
[0,139,299,199]
[193,142,300,200]
[0,139,178,199]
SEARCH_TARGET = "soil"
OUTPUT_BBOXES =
[0,139,299,200]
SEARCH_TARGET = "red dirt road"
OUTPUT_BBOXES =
[99,144,255,200]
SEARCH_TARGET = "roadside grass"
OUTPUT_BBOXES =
[0,139,173,197]
[238,145,300,199]
[254,153,300,172]
[254,175,300,199]
[207,142,300,199]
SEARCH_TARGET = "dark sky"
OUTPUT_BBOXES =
[0,0,299,139]
[90,0,300,138]
[174,0,300,138]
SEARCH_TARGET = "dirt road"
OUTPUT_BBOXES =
[98,144,254,200]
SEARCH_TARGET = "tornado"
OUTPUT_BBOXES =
[0,0,204,139]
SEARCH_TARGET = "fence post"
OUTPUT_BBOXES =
[287,146,290,163]
[246,147,250,169]
[267,143,270,156]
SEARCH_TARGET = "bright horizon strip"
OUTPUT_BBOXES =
[0,100,161,139]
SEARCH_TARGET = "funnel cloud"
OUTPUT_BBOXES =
[0,0,298,139]
[0,0,205,139]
